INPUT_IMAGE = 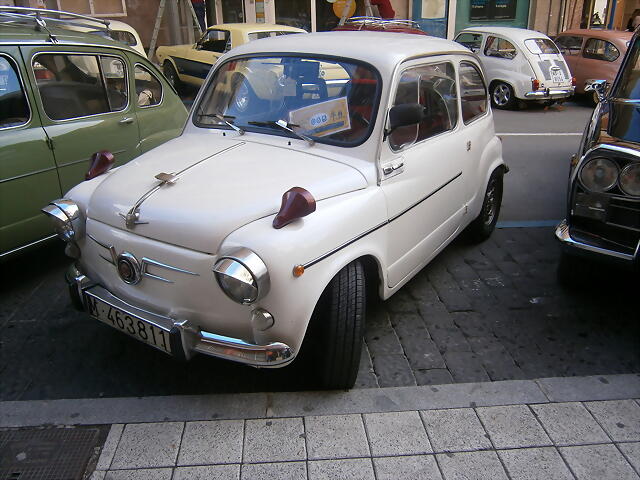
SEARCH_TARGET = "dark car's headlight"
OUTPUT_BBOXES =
[579,157,619,192]
[619,163,640,197]
[41,199,84,242]
[213,248,270,304]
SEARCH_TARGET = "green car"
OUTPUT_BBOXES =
[0,18,188,258]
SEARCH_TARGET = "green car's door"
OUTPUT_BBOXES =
[0,49,61,256]
[128,56,188,154]
[24,45,141,194]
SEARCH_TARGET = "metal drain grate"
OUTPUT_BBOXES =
[0,426,108,480]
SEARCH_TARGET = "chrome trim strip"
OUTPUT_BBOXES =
[555,219,636,262]
[142,257,198,276]
[587,143,640,159]
[302,172,463,269]
[121,142,245,227]
[0,234,57,258]
[0,166,58,184]
[57,149,126,169]
[524,88,575,99]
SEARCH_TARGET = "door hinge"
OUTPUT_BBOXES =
[46,137,54,151]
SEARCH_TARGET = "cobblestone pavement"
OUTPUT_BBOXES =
[1,227,638,400]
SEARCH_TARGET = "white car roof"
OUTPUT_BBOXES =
[223,31,473,76]
[460,26,552,43]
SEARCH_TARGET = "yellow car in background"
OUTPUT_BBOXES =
[157,23,306,91]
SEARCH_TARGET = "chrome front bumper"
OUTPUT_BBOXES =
[524,87,574,100]
[66,265,294,367]
[555,219,639,266]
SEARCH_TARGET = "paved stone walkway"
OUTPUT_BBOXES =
[3,374,637,480]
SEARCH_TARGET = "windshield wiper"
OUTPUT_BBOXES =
[197,113,244,135]
[248,119,314,146]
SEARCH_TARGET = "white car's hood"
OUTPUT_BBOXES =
[88,135,367,253]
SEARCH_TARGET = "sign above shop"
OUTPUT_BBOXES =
[470,0,516,20]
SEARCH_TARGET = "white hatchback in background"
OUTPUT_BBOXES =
[455,26,575,109]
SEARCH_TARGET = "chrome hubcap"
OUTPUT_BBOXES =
[493,84,510,106]
[483,180,497,226]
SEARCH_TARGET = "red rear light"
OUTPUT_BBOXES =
[85,150,115,180]
[572,76,576,86]
[532,79,540,91]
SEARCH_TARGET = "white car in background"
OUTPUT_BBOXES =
[455,26,575,109]
[44,31,506,390]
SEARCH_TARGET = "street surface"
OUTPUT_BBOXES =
[1,99,637,401]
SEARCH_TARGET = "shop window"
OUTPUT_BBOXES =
[484,36,517,59]
[583,38,620,62]
[459,61,487,124]
[57,0,126,17]
[0,55,30,128]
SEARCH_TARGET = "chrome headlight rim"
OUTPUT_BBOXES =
[618,162,640,197]
[579,157,619,193]
[41,199,84,242]
[213,247,270,305]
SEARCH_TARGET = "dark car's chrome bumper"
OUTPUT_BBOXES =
[555,219,639,268]
[66,264,294,367]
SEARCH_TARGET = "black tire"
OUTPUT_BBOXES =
[490,81,517,110]
[163,61,182,93]
[466,169,503,242]
[308,260,366,390]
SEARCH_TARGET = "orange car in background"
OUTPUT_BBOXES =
[555,29,633,103]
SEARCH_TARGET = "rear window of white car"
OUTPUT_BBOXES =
[525,38,560,55]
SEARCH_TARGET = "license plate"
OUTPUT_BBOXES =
[84,294,172,354]
[550,69,564,83]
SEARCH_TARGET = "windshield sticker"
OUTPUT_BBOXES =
[289,97,351,137]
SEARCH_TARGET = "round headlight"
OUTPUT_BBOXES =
[41,199,83,242]
[619,163,640,197]
[213,248,270,305]
[579,157,619,192]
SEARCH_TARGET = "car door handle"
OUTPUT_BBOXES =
[119,117,134,125]
[383,162,404,175]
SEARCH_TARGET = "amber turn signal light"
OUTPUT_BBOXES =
[273,187,316,229]
[293,265,305,277]
[85,150,115,180]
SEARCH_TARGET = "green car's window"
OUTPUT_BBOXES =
[459,61,487,124]
[33,54,128,121]
[0,55,30,129]
[101,57,128,111]
[134,64,162,107]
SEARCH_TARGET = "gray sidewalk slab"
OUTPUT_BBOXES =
[2,374,639,428]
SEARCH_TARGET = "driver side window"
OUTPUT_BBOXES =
[198,30,231,53]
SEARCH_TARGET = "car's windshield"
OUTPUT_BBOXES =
[194,56,381,146]
[612,35,640,100]
[525,38,560,54]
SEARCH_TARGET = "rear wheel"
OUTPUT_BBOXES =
[307,260,366,390]
[490,81,517,110]
[163,61,182,93]
[466,169,503,242]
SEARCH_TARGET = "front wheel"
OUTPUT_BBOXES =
[307,260,366,390]
[490,81,517,110]
[465,169,503,242]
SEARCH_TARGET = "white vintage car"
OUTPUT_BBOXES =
[43,32,506,390]
[455,26,575,109]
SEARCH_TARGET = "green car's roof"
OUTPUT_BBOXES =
[0,23,140,55]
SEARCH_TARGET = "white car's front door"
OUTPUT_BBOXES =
[380,59,467,288]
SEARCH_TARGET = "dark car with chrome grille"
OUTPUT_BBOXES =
[556,27,640,279]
